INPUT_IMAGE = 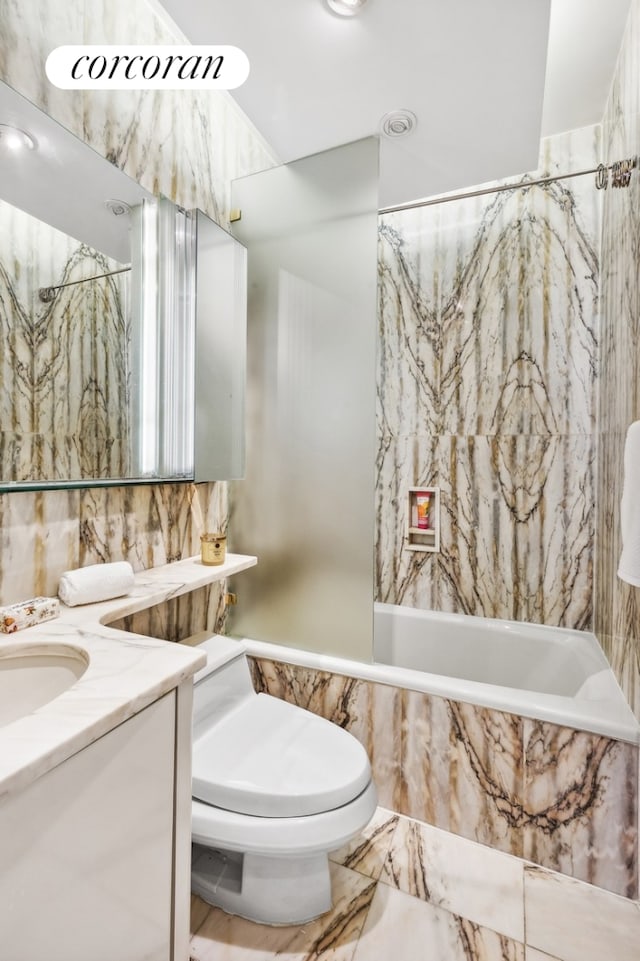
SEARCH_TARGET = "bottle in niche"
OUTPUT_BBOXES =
[415,492,431,529]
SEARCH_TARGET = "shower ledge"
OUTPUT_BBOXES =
[0,553,257,801]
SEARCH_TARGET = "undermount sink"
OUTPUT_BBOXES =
[0,643,89,727]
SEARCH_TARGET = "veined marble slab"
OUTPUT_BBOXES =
[376,125,600,629]
[0,553,256,802]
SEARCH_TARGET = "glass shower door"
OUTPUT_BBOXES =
[229,137,379,662]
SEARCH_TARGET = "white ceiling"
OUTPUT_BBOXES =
[158,0,632,209]
[542,0,632,136]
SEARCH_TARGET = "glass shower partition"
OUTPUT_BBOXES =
[228,137,379,662]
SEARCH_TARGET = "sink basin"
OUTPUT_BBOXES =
[0,643,89,727]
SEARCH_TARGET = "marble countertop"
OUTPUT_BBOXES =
[0,553,257,801]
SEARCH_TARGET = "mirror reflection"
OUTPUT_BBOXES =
[0,80,194,490]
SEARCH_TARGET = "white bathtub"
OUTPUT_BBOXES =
[240,603,640,744]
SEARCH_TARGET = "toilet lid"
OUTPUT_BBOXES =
[192,693,372,818]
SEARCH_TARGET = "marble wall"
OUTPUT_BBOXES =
[250,656,638,900]
[0,0,275,605]
[377,127,600,630]
[0,201,129,482]
[595,0,640,720]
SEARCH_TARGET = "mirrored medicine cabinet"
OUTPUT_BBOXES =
[0,79,246,491]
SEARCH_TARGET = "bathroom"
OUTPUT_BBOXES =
[0,0,640,959]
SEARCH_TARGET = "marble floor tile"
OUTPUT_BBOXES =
[524,865,640,961]
[351,884,525,961]
[524,951,562,961]
[380,816,526,942]
[191,893,213,938]
[330,807,399,881]
[189,862,377,961]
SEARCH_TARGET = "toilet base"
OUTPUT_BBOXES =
[191,843,333,925]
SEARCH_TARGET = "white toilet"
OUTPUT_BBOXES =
[190,634,377,925]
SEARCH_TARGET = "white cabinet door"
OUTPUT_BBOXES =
[0,693,176,961]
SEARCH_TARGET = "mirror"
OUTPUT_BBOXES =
[0,80,245,491]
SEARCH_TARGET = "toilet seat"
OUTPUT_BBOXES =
[192,780,378,856]
[192,692,371,818]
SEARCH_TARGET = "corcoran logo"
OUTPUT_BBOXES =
[46,45,250,90]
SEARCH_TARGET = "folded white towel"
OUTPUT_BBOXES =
[618,421,640,587]
[58,561,135,607]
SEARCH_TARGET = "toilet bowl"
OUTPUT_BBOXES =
[190,634,377,925]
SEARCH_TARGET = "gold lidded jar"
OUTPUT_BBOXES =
[200,533,226,566]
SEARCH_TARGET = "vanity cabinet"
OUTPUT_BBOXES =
[0,681,194,961]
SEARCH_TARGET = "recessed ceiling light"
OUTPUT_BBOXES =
[0,124,36,152]
[380,110,417,138]
[325,0,369,17]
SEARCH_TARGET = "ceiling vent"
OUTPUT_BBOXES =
[380,110,417,138]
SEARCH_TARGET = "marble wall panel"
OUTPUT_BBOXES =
[0,0,85,140]
[0,488,80,600]
[0,480,228,605]
[448,700,525,854]
[80,0,276,229]
[522,720,638,898]
[0,0,277,229]
[110,583,227,643]
[250,656,638,898]
[96,482,229,640]
[378,433,594,627]
[595,0,640,721]
[78,480,226,570]
[377,126,600,629]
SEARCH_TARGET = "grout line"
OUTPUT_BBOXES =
[345,877,379,961]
